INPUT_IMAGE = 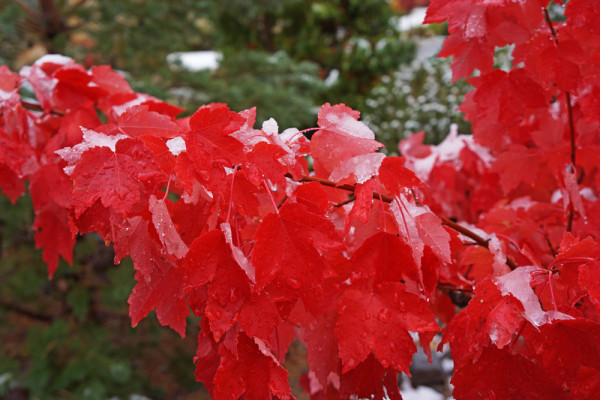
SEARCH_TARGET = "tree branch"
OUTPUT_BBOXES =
[544,7,578,232]
[0,299,53,323]
[287,173,518,269]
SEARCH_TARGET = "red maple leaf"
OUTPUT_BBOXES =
[117,104,182,138]
[335,282,438,374]
[33,203,75,278]
[71,137,166,216]
[452,346,568,400]
[128,258,189,337]
[251,203,342,311]
[213,332,292,400]
[185,104,245,175]
[311,103,382,178]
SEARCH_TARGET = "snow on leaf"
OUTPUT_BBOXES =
[56,128,128,175]
[494,266,573,327]
[166,136,186,156]
[328,153,385,184]
[488,233,510,277]
[311,103,382,178]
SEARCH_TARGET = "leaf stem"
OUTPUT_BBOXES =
[263,178,280,215]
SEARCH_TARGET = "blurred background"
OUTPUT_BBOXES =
[0,0,470,398]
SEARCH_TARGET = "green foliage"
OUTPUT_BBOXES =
[209,0,416,109]
[0,1,27,66]
[363,56,472,151]
[169,50,325,128]
[0,195,203,398]
[86,0,216,75]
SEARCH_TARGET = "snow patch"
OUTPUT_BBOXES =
[328,152,385,184]
[397,7,427,32]
[494,266,573,327]
[166,136,186,156]
[34,54,73,66]
[56,128,127,175]
[262,118,278,135]
[167,51,221,71]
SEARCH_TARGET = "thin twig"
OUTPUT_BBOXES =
[543,7,578,232]
[0,299,53,322]
[286,173,518,269]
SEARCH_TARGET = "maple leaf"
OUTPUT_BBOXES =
[452,346,568,400]
[70,137,166,216]
[0,132,35,203]
[579,262,600,314]
[113,216,161,278]
[128,258,189,337]
[149,195,189,259]
[194,325,222,397]
[304,310,342,391]
[245,141,288,189]
[526,319,600,386]
[0,65,21,92]
[440,279,525,363]
[33,203,75,278]
[238,294,282,346]
[335,282,438,374]
[345,179,376,231]
[251,203,342,311]
[311,103,383,178]
[185,104,246,175]
[339,354,400,400]
[184,229,230,290]
[461,69,549,149]
[491,144,541,194]
[426,0,548,80]
[349,232,421,288]
[117,104,182,138]
[379,156,425,194]
[213,332,292,400]
[90,65,134,96]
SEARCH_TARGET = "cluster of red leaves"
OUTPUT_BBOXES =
[1,0,600,398]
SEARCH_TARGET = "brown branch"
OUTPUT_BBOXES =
[544,7,578,233]
[19,99,65,116]
[543,8,559,45]
[0,299,53,323]
[287,173,518,269]
[565,92,576,167]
